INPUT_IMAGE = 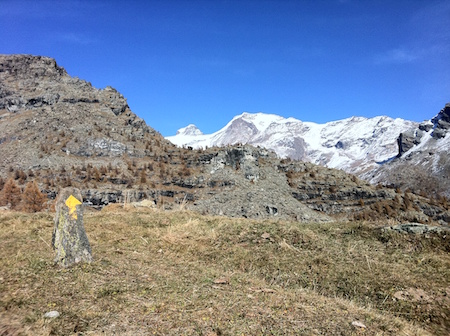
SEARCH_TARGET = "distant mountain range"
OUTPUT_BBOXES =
[167,112,417,176]
[167,108,450,197]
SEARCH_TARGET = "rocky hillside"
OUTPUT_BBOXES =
[167,112,417,177]
[0,55,172,169]
[0,54,448,224]
[366,104,450,198]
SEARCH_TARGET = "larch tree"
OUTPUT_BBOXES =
[21,181,47,212]
[0,178,22,209]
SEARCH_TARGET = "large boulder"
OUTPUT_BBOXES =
[52,187,92,267]
[397,129,423,157]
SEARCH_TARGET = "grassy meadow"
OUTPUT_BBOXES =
[0,206,449,335]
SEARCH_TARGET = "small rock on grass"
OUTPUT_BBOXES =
[351,320,366,328]
[213,277,229,284]
[261,232,271,239]
[44,311,60,318]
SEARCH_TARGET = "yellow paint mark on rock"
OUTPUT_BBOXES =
[65,195,82,220]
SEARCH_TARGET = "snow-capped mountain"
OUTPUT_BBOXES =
[366,103,450,197]
[166,112,417,176]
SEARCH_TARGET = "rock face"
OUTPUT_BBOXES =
[186,145,331,222]
[0,56,126,115]
[397,104,450,156]
[430,103,450,139]
[52,187,92,267]
[397,129,423,157]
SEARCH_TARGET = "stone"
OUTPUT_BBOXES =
[351,321,366,328]
[131,199,157,208]
[261,232,271,239]
[52,187,92,267]
[44,311,60,318]
[213,277,230,284]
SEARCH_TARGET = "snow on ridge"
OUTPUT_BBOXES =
[230,112,286,133]
[165,111,417,176]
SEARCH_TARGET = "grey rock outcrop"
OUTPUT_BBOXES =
[383,223,449,234]
[0,55,128,116]
[187,145,332,222]
[397,129,423,157]
[0,54,170,170]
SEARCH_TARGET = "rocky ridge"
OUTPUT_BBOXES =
[0,55,167,167]
[0,54,448,224]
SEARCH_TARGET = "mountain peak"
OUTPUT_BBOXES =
[234,111,287,132]
[176,124,203,136]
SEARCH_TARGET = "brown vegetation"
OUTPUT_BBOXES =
[0,178,22,209]
[20,181,47,212]
[0,178,48,212]
[0,208,448,335]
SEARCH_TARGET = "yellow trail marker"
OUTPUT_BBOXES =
[65,195,82,220]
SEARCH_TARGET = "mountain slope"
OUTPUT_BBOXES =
[367,104,450,198]
[167,112,417,176]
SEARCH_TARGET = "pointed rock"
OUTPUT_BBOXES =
[52,187,92,267]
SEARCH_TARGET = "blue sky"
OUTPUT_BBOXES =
[1,0,449,136]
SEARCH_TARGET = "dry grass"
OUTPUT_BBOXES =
[0,208,449,335]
